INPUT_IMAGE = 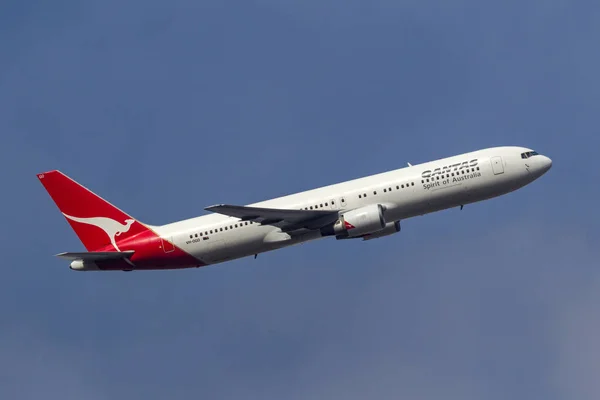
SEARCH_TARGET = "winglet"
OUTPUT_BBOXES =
[204,204,225,211]
[205,204,260,220]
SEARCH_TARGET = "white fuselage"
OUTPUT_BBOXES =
[153,146,552,265]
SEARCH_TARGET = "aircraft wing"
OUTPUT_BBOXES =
[204,204,339,231]
[55,251,135,261]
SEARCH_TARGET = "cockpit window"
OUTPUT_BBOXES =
[521,151,540,159]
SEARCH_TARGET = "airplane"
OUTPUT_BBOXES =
[37,146,552,271]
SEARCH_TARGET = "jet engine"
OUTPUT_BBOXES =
[320,203,387,238]
[362,221,400,240]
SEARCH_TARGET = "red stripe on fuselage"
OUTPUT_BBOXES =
[96,231,205,270]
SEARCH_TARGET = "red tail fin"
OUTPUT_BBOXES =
[37,170,150,251]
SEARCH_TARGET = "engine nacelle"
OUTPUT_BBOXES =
[321,204,386,238]
[362,221,400,240]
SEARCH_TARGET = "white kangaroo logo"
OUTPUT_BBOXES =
[63,213,136,251]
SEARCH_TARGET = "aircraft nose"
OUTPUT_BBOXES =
[540,155,552,173]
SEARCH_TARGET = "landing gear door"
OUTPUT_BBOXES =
[491,156,504,175]
[200,238,230,264]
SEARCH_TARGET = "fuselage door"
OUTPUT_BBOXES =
[491,156,504,175]
[161,237,175,253]
[328,199,337,210]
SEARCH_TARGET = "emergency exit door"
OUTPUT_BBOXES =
[491,156,504,175]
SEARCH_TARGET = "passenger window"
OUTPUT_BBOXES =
[383,188,387,193]
[396,185,399,190]
[189,235,193,239]
[359,194,362,198]
[373,191,377,195]
[220,228,223,232]
[325,202,328,206]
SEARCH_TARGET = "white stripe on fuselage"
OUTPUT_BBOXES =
[154,146,544,264]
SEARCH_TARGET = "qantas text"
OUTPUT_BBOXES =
[421,159,481,190]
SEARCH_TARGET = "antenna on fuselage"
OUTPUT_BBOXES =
[407,162,412,167]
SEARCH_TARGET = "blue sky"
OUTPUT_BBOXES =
[1,0,599,398]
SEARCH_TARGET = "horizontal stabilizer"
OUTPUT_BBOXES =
[56,251,135,261]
